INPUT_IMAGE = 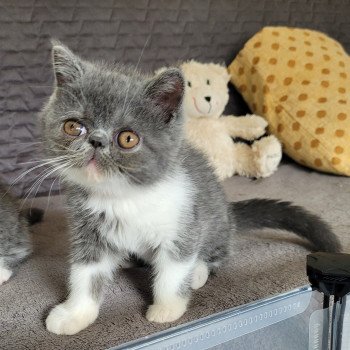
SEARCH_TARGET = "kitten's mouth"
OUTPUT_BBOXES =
[86,154,102,177]
[88,157,97,167]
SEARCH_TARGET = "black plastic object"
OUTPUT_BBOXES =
[307,252,350,299]
[307,253,350,350]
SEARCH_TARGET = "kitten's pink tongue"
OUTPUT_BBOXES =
[88,158,97,167]
[87,158,99,174]
[86,158,102,182]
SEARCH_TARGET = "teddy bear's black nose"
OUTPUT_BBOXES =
[205,96,211,102]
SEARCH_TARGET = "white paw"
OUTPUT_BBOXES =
[146,299,188,323]
[0,266,12,285]
[191,261,209,290]
[253,135,282,177]
[243,114,268,139]
[46,301,99,335]
[246,114,268,129]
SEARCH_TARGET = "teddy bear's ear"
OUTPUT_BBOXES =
[209,63,231,83]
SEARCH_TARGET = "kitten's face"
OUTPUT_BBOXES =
[40,43,184,188]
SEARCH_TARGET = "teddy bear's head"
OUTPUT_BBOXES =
[180,60,231,119]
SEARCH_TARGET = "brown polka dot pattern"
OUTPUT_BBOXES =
[314,159,323,167]
[252,57,260,65]
[337,113,347,121]
[279,95,288,102]
[292,122,300,131]
[266,75,275,83]
[317,110,326,118]
[335,146,344,154]
[284,77,293,85]
[332,157,341,165]
[311,139,320,148]
[298,93,308,101]
[305,63,313,70]
[275,105,283,113]
[228,26,350,175]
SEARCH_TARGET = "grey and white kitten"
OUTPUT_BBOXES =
[41,42,341,335]
[0,186,43,285]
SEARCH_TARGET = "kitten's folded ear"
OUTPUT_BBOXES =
[51,39,84,87]
[144,68,184,122]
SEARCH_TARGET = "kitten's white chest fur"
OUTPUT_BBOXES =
[83,172,193,256]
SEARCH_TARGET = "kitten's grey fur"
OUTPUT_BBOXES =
[0,186,43,285]
[42,42,341,335]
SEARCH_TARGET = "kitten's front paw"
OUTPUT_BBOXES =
[146,299,188,323]
[0,266,12,285]
[191,261,209,290]
[46,302,99,335]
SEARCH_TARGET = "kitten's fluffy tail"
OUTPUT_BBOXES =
[21,208,44,225]
[230,199,342,253]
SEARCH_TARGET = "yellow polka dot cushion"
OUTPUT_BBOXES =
[228,26,350,175]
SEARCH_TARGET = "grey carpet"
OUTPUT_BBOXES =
[1,159,349,350]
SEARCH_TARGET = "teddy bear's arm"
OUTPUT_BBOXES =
[220,114,268,140]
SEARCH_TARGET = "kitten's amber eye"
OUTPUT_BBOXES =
[63,120,87,136]
[117,131,140,149]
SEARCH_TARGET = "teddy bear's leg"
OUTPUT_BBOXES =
[231,135,282,178]
[231,142,260,177]
[251,135,282,178]
[221,114,268,140]
[210,147,236,181]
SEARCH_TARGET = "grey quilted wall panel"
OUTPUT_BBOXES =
[1,0,350,196]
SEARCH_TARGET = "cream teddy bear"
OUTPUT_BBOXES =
[180,60,282,180]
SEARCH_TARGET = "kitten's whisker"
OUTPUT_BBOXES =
[13,141,43,146]
[17,155,72,165]
[43,164,71,213]
[23,161,73,210]
[3,157,72,197]
[24,162,66,201]
[43,162,75,212]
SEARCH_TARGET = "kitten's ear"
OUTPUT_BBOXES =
[51,40,84,87]
[145,68,184,122]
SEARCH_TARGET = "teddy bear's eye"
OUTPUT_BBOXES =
[187,81,192,87]
[206,79,210,85]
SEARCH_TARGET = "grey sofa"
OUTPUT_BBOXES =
[1,1,350,349]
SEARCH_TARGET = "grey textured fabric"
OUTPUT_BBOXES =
[1,160,349,350]
[1,0,350,196]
